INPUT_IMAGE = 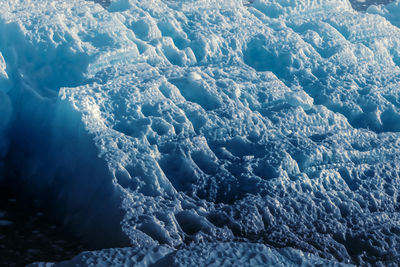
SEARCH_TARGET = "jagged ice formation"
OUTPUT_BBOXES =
[1,0,400,265]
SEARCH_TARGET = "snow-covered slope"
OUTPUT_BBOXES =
[1,0,400,265]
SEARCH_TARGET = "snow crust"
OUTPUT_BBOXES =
[1,0,400,265]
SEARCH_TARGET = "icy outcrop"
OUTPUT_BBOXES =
[2,0,400,265]
[0,0,136,247]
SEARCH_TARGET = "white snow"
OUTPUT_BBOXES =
[0,52,7,80]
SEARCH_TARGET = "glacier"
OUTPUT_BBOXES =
[1,0,400,265]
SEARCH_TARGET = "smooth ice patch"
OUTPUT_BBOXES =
[285,89,314,110]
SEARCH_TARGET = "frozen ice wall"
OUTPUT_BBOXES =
[2,0,400,265]
[0,0,136,247]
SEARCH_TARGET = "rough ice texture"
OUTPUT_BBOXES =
[367,0,400,26]
[1,0,400,265]
[30,243,351,267]
[351,0,394,11]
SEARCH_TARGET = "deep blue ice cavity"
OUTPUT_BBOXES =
[2,0,400,265]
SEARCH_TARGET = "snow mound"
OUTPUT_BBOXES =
[1,0,400,265]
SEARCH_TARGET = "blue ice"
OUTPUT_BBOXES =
[1,0,400,265]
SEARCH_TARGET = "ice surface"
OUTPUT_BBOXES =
[367,0,400,26]
[351,0,394,11]
[42,246,174,267]
[0,90,11,156]
[30,242,351,267]
[1,0,400,265]
[0,52,8,81]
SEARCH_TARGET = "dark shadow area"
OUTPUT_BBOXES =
[0,178,89,266]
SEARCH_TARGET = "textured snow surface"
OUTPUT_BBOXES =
[30,242,351,267]
[1,0,400,265]
[351,0,394,11]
